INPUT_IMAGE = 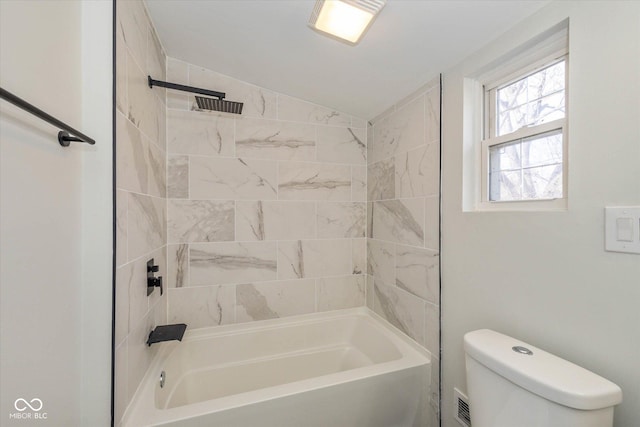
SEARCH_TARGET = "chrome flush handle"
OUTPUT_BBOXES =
[512,346,534,356]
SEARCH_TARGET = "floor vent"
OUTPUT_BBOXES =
[454,388,471,427]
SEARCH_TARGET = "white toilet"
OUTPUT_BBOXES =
[464,329,623,427]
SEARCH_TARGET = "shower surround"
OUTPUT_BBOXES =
[164,57,368,327]
[114,1,440,425]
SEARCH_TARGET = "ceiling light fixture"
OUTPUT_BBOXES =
[309,0,386,45]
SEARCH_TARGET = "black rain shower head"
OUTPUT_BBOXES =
[195,96,244,115]
[147,76,244,115]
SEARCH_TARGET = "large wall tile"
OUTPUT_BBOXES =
[317,202,366,238]
[368,157,395,201]
[317,276,365,311]
[396,245,439,303]
[167,155,188,199]
[167,244,189,288]
[367,239,395,286]
[114,265,131,347]
[115,32,127,115]
[366,275,374,309]
[317,126,366,165]
[352,238,367,275]
[426,87,440,144]
[117,0,147,72]
[278,239,351,279]
[114,112,165,197]
[121,247,164,344]
[151,292,168,330]
[278,162,351,201]
[168,110,235,156]
[146,133,166,196]
[190,157,278,200]
[235,118,316,161]
[190,241,277,286]
[155,96,167,151]
[127,193,165,261]
[278,94,350,126]
[395,144,439,198]
[127,55,162,146]
[126,311,155,403]
[147,25,165,86]
[116,112,147,194]
[366,123,374,166]
[424,302,439,356]
[236,201,316,241]
[166,58,189,110]
[367,202,373,237]
[371,199,425,246]
[371,95,425,163]
[425,196,439,250]
[373,279,425,345]
[351,165,367,202]
[168,200,234,243]
[116,190,128,267]
[236,279,315,322]
[168,285,235,328]
[114,342,127,423]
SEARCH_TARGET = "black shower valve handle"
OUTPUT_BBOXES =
[146,258,163,296]
[147,276,163,296]
[155,276,163,296]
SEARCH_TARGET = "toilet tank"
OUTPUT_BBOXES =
[464,329,622,427]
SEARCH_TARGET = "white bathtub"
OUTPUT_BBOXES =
[122,307,431,427]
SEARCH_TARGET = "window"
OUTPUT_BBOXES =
[479,33,568,210]
[489,128,563,201]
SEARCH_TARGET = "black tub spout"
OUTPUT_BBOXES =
[146,324,187,346]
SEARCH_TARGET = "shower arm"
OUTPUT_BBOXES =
[147,76,226,100]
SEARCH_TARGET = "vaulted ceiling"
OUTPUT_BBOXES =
[146,0,549,119]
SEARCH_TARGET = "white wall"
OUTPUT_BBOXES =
[0,1,112,425]
[441,2,640,427]
[80,1,115,424]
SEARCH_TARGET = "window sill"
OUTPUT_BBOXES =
[475,197,567,212]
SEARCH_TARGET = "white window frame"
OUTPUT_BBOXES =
[476,37,569,211]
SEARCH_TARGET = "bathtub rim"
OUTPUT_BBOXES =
[121,306,431,427]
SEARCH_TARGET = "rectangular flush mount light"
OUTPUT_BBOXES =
[309,0,386,45]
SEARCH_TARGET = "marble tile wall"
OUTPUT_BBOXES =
[164,57,368,333]
[367,77,441,425]
[114,0,167,424]
[114,5,439,423]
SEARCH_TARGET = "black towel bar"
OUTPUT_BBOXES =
[0,87,96,146]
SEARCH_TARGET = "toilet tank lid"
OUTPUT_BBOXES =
[464,329,623,410]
